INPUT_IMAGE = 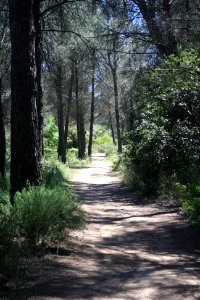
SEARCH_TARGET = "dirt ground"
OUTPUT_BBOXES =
[1,153,200,299]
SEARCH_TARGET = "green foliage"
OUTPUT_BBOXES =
[121,49,200,196]
[14,185,85,246]
[0,157,85,286]
[43,116,58,148]
[95,133,112,145]
[66,148,89,168]
[43,159,67,188]
[67,125,78,149]
[0,175,7,191]
[182,184,200,227]
[93,126,116,157]
[0,197,25,286]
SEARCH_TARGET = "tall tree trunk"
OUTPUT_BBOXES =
[88,51,95,157]
[78,110,86,159]
[33,0,43,158]
[75,59,85,159]
[88,0,97,157]
[64,57,75,155]
[9,0,42,203]
[128,96,134,131]
[185,0,191,41]
[55,64,65,163]
[108,39,122,154]
[112,68,122,153]
[0,78,6,178]
[109,105,116,145]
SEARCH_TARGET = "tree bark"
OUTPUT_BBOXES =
[112,68,122,153]
[75,59,85,159]
[108,39,122,154]
[88,51,95,157]
[132,0,177,55]
[0,78,6,178]
[109,105,116,145]
[33,0,43,158]
[55,64,66,163]
[64,56,75,155]
[9,0,42,203]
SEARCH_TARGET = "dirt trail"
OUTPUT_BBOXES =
[3,154,200,299]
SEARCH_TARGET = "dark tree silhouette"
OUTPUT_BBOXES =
[9,0,42,203]
[0,78,6,177]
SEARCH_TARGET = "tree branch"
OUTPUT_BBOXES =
[40,0,86,18]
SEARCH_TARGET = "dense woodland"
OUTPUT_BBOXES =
[0,0,200,286]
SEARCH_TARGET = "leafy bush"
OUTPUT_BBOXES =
[67,126,78,149]
[14,185,85,246]
[182,184,200,227]
[43,116,58,148]
[43,160,66,187]
[121,49,200,196]
[93,127,116,157]
[0,199,25,286]
[120,162,145,193]
[95,133,112,145]
[66,148,89,168]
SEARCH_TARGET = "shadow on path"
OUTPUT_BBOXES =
[1,156,200,300]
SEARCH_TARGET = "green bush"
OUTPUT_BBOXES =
[43,116,58,148]
[43,160,66,187]
[67,126,78,149]
[92,126,116,157]
[66,148,89,168]
[95,133,112,145]
[94,138,116,157]
[121,49,200,196]
[14,185,84,246]
[0,200,24,286]
[182,184,200,227]
[120,162,145,193]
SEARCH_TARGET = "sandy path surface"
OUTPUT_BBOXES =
[3,154,200,299]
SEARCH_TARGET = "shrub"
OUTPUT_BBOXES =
[14,186,85,246]
[0,200,23,286]
[120,162,145,193]
[43,116,58,148]
[94,135,116,157]
[67,126,78,149]
[121,49,200,196]
[43,160,66,187]
[182,184,200,227]
[95,133,112,145]
[66,148,89,168]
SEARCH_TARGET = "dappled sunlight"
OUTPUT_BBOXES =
[2,154,200,299]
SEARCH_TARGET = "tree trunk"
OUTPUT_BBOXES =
[132,0,177,55]
[0,78,6,178]
[109,106,116,145]
[112,68,122,153]
[88,51,95,157]
[9,0,42,203]
[64,57,75,155]
[55,64,66,163]
[33,0,43,158]
[107,39,122,154]
[75,59,85,159]
[128,96,134,131]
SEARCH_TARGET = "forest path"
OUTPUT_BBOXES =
[6,154,200,299]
